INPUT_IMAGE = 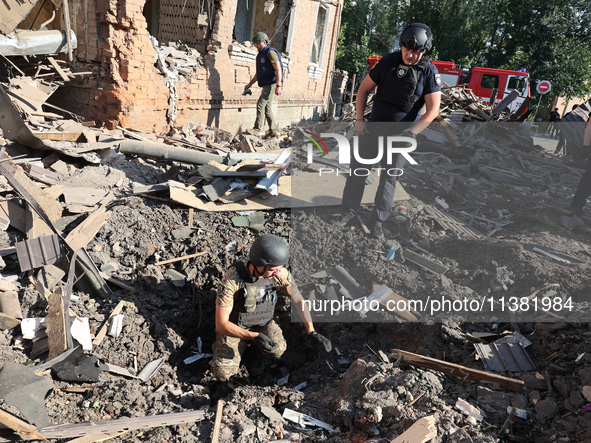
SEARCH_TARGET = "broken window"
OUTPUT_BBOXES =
[480,74,499,90]
[507,76,527,95]
[234,0,256,44]
[233,0,291,53]
[310,2,328,65]
[143,0,214,47]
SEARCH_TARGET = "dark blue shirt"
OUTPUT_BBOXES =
[369,52,441,122]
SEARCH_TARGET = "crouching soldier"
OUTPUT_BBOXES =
[211,234,332,381]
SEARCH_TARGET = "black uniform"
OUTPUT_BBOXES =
[341,52,441,227]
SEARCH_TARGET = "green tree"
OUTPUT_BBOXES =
[335,0,372,82]
[336,0,591,100]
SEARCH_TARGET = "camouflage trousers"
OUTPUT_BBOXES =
[210,320,287,382]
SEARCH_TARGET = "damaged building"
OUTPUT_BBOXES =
[0,0,344,133]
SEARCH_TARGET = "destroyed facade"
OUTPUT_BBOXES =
[0,0,343,133]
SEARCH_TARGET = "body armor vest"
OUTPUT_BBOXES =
[256,45,283,86]
[229,262,280,328]
[376,52,431,113]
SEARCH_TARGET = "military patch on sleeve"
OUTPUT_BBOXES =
[435,74,442,86]
[217,281,228,296]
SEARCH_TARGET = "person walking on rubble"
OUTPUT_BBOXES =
[211,234,332,382]
[244,32,283,139]
[568,116,591,216]
[333,23,442,239]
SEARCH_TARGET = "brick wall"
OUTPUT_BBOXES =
[58,0,343,134]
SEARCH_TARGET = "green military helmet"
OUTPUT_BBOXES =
[249,234,289,268]
[252,32,270,44]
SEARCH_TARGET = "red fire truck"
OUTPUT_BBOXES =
[367,56,530,113]
[431,60,530,113]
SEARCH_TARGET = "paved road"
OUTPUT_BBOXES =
[532,133,559,152]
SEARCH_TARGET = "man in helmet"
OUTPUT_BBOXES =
[334,23,442,239]
[211,234,331,382]
[244,32,284,139]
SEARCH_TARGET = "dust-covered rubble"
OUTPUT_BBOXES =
[0,89,590,442]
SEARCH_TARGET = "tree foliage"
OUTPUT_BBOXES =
[336,0,591,100]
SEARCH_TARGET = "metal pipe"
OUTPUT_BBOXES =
[118,140,223,165]
[0,30,77,56]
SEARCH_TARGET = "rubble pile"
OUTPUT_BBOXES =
[150,38,206,79]
[0,77,590,442]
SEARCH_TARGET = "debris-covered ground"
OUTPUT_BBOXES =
[1,90,591,443]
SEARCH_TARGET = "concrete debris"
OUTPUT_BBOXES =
[0,45,589,443]
[455,397,485,424]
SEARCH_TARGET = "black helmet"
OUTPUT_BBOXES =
[249,234,289,267]
[252,32,270,44]
[399,23,433,50]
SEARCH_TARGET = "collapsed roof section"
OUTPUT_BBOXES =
[0,0,44,35]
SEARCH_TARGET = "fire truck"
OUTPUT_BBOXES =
[367,56,531,113]
[431,60,530,113]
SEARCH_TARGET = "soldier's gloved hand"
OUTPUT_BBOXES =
[309,331,332,353]
[254,333,279,353]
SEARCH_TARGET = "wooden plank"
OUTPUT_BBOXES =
[39,410,206,439]
[436,114,461,147]
[64,204,111,251]
[25,204,55,239]
[392,415,437,443]
[380,292,420,322]
[0,279,17,292]
[211,400,224,443]
[46,288,68,360]
[42,153,61,168]
[0,291,23,319]
[99,272,137,292]
[403,250,447,275]
[0,154,62,223]
[67,432,128,443]
[92,300,126,347]
[367,284,420,321]
[44,184,65,200]
[0,201,26,233]
[28,165,59,185]
[423,206,482,238]
[66,204,97,214]
[63,188,108,206]
[0,408,46,441]
[49,160,69,173]
[47,57,71,81]
[389,349,525,392]
[31,131,84,142]
[154,250,208,266]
